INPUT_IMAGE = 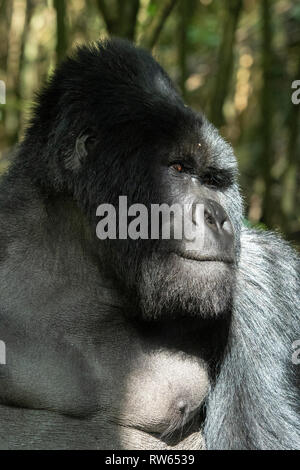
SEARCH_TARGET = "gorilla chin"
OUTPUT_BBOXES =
[139,253,235,320]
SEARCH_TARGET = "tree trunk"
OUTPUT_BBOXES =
[15,0,34,140]
[6,0,34,144]
[210,0,242,128]
[0,0,13,73]
[281,51,300,228]
[177,0,191,100]
[96,0,140,41]
[139,0,178,50]
[260,0,274,228]
[54,0,68,64]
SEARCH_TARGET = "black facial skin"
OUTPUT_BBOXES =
[0,39,299,450]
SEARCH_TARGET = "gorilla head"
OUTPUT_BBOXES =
[24,38,243,321]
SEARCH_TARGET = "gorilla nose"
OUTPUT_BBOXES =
[188,198,234,259]
[200,199,234,257]
[203,199,232,235]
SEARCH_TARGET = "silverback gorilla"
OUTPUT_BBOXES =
[0,39,299,450]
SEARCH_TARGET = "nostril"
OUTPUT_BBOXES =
[204,209,216,228]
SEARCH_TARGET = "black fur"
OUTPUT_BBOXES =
[0,39,299,450]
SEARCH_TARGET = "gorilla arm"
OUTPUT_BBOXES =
[204,227,300,449]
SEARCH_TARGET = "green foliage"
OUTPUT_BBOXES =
[188,22,220,48]
[147,2,158,17]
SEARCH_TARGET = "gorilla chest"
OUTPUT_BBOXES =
[0,316,209,449]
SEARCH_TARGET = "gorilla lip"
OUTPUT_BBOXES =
[172,252,234,264]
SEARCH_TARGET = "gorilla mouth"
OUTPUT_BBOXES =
[172,252,235,264]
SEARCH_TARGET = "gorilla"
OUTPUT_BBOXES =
[0,38,299,450]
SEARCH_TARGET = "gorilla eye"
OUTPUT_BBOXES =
[172,163,184,172]
[170,162,188,173]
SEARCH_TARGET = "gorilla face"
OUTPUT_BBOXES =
[93,112,240,320]
[135,117,239,320]
[30,39,243,321]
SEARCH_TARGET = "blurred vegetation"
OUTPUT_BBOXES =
[0,0,299,247]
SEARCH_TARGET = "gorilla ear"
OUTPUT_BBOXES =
[65,134,90,171]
